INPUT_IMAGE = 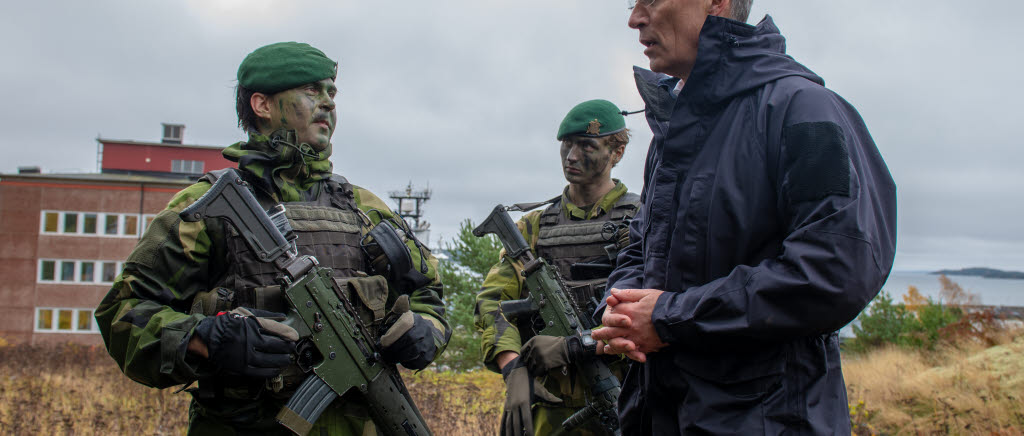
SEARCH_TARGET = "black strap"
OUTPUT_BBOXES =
[509,195,561,213]
[233,286,287,313]
[199,168,236,185]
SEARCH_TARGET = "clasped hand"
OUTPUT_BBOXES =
[591,288,668,363]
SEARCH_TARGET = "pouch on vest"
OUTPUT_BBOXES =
[333,275,390,335]
[360,217,431,294]
[190,287,235,316]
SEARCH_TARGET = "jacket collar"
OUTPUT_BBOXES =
[634,15,823,114]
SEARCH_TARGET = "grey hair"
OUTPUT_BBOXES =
[730,0,753,23]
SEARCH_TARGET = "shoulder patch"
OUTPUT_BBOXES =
[782,121,851,204]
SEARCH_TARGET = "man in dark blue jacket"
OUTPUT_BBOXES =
[591,0,897,434]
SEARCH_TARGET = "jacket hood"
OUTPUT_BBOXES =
[222,129,334,202]
[635,15,823,113]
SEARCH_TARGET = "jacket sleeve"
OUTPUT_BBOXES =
[473,211,538,372]
[354,187,452,362]
[94,182,221,388]
[652,86,898,347]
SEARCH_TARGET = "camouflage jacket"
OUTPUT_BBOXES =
[96,131,450,389]
[474,181,637,407]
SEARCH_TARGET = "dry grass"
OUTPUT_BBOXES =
[4,334,1023,435]
[406,369,503,435]
[0,343,188,435]
[844,329,1024,435]
[0,341,503,435]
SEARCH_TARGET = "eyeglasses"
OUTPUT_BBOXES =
[627,0,656,9]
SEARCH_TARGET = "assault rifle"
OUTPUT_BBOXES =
[181,168,431,436]
[473,205,621,435]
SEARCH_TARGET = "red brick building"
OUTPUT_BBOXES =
[0,125,233,344]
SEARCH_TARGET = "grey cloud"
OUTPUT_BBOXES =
[2,1,1021,271]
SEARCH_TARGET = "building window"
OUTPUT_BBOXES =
[60,261,75,281]
[57,309,73,330]
[39,259,122,284]
[35,307,99,333]
[102,262,118,283]
[37,309,53,330]
[105,214,119,235]
[163,124,184,144]
[42,211,147,238]
[40,260,56,281]
[44,212,59,232]
[77,310,93,331]
[124,215,138,236]
[63,212,78,233]
[83,213,98,234]
[80,262,95,282]
[171,160,204,174]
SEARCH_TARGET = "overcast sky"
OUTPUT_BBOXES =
[2,1,1022,272]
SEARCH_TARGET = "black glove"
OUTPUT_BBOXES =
[193,307,298,378]
[519,335,571,375]
[500,356,562,436]
[378,296,438,370]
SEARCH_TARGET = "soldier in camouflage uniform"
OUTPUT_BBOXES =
[475,100,640,436]
[95,42,450,436]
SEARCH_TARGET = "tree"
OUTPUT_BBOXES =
[848,291,917,352]
[847,286,963,353]
[938,274,980,307]
[432,219,502,371]
[902,285,928,312]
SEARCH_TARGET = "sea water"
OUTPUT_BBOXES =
[879,270,1024,306]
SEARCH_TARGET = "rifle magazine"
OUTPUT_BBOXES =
[277,375,339,435]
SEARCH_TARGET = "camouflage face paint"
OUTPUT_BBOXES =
[560,136,615,187]
[265,78,338,151]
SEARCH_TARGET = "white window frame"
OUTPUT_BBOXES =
[163,124,183,142]
[100,261,121,284]
[142,213,157,234]
[39,259,56,281]
[40,210,149,238]
[171,159,204,174]
[38,258,123,285]
[122,213,140,237]
[34,307,100,333]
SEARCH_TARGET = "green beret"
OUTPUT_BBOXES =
[237,42,338,94]
[556,99,626,141]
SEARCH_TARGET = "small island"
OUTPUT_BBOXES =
[931,267,1024,280]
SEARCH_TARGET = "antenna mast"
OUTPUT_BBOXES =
[388,182,432,246]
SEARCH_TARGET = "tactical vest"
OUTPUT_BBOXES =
[190,169,389,401]
[534,192,640,320]
[191,169,372,311]
[527,191,639,409]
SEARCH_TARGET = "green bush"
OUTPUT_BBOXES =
[432,219,502,371]
[846,291,962,353]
